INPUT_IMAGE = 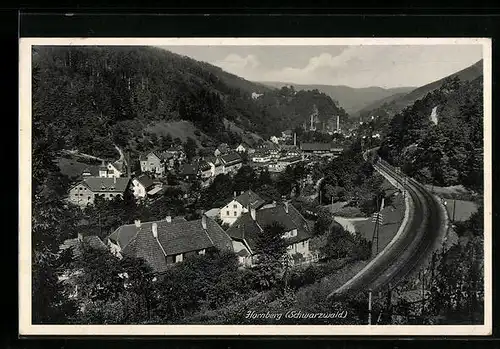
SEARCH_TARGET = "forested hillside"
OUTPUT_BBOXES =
[378,76,483,192]
[32,46,346,159]
[358,60,483,121]
[261,82,414,115]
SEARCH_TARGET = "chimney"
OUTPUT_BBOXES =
[201,214,207,230]
[152,222,158,238]
[113,176,116,184]
[294,133,297,147]
[77,232,83,242]
[134,219,141,228]
[165,216,172,223]
[241,191,244,195]
[250,207,256,221]
[284,201,289,214]
[234,191,237,198]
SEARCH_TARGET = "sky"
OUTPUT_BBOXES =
[159,45,483,89]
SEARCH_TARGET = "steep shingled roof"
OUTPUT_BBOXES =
[76,177,130,193]
[220,152,242,166]
[225,190,266,209]
[226,203,312,253]
[108,216,233,273]
[135,174,155,189]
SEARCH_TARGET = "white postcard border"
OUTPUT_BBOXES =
[19,37,492,336]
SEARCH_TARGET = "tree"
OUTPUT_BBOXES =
[252,222,288,290]
[184,137,197,160]
[233,166,257,192]
[313,207,334,236]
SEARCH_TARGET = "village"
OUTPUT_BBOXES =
[59,114,356,279]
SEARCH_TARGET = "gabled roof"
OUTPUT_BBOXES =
[76,177,130,193]
[226,203,312,252]
[135,174,155,189]
[108,217,233,273]
[225,190,266,209]
[141,151,175,162]
[220,152,242,166]
[300,143,332,151]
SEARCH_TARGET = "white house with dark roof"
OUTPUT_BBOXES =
[140,151,170,176]
[225,201,316,267]
[131,174,156,199]
[219,190,267,226]
[220,152,243,174]
[68,177,131,207]
[106,215,233,273]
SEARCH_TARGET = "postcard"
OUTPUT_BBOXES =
[19,37,492,336]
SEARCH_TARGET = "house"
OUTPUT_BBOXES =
[226,202,315,267]
[198,160,213,180]
[140,151,167,176]
[131,174,155,199]
[219,190,266,226]
[257,141,280,159]
[251,151,272,163]
[206,156,224,178]
[220,152,243,174]
[214,143,230,157]
[106,215,234,273]
[235,142,254,154]
[68,177,131,207]
[106,161,125,178]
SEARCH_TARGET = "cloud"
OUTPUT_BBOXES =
[214,54,260,74]
[168,45,483,88]
[264,45,482,87]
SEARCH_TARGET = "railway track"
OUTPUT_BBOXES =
[328,155,445,298]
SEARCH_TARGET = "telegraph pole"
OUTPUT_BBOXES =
[368,289,372,325]
[452,199,457,222]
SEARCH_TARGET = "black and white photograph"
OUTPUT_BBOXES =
[19,38,492,336]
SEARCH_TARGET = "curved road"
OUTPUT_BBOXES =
[328,155,446,298]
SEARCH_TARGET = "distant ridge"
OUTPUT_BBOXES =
[357,59,483,118]
[257,82,415,115]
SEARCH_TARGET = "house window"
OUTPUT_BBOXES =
[226,210,230,216]
[110,194,113,197]
[233,204,237,209]
[234,211,237,216]
[175,254,183,263]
